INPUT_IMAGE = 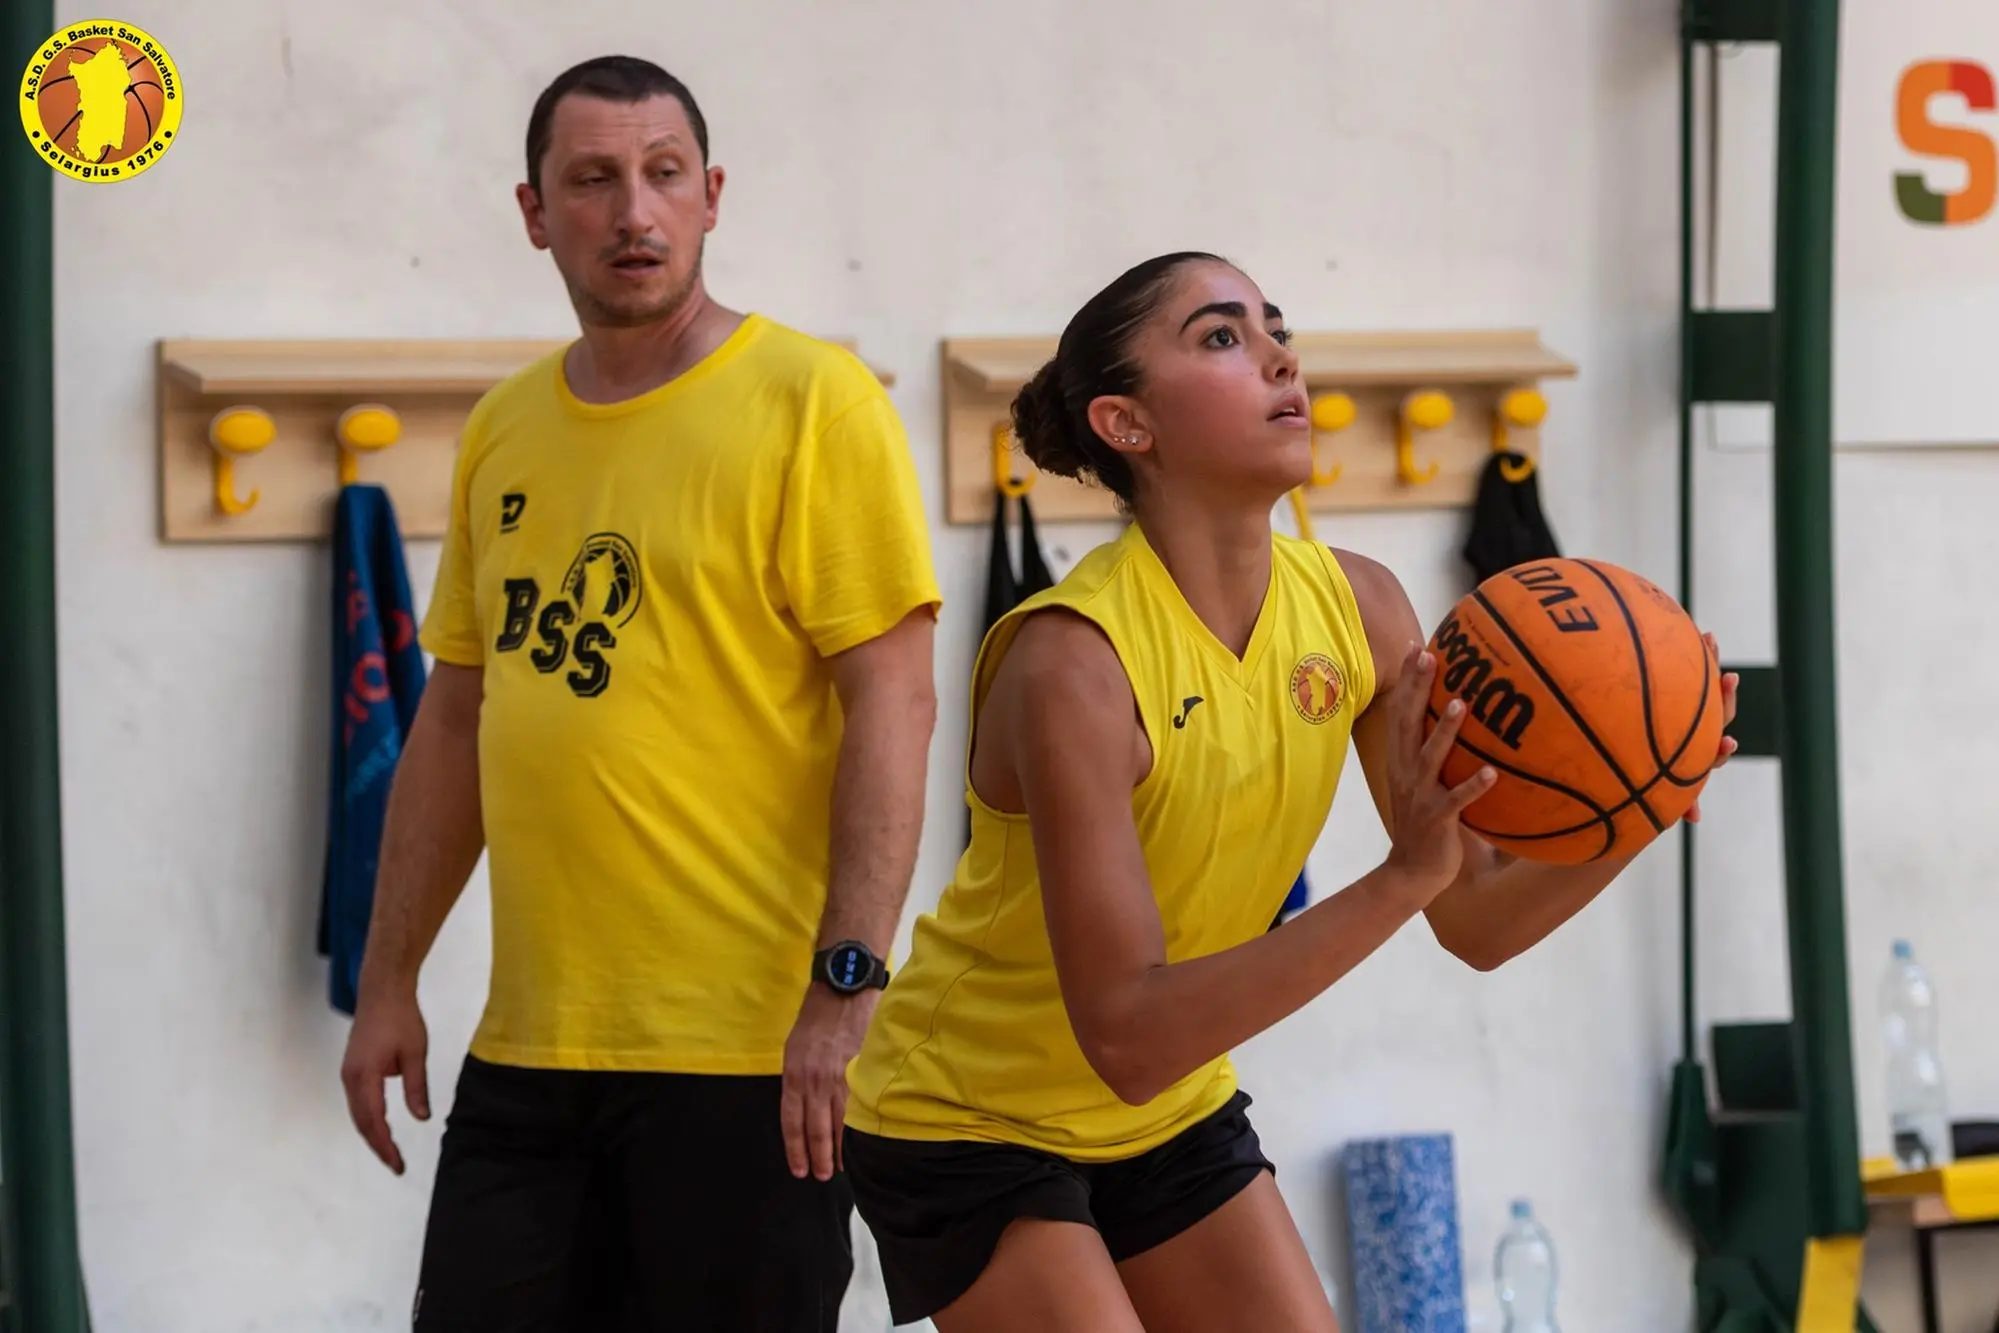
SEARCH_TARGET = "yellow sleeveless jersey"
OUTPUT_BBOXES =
[845,523,1375,1160]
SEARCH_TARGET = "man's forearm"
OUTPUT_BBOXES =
[815,684,935,957]
[355,687,487,1001]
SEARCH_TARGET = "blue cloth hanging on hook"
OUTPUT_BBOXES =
[319,484,427,1015]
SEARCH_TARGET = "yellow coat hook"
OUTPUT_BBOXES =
[1397,390,1452,485]
[208,406,276,516]
[337,404,402,485]
[1492,388,1547,483]
[1308,392,1354,486]
[992,421,1034,498]
[1287,488,1317,544]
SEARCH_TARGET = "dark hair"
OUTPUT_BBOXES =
[525,56,710,191]
[1009,252,1226,508]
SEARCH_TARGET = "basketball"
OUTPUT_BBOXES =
[1424,558,1723,865]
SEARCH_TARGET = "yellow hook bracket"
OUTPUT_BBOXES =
[337,404,402,485]
[208,406,276,516]
[1492,387,1547,483]
[1287,488,1317,544]
[992,421,1034,498]
[1397,390,1452,486]
[1308,392,1354,486]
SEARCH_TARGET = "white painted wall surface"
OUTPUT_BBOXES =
[49,0,1998,1330]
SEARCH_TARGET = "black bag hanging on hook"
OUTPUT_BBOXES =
[981,490,1056,636]
[1461,450,1562,586]
[971,490,1057,844]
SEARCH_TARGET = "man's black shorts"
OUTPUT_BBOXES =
[412,1055,854,1333]
[843,1090,1272,1326]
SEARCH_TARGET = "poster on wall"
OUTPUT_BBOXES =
[1714,3,1999,448]
[1836,0,1999,446]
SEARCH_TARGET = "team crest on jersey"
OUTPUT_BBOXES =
[1289,653,1345,725]
[494,531,643,699]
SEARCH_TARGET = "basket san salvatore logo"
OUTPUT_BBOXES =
[19,19,181,182]
[1289,653,1345,725]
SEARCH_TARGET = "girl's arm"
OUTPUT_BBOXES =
[1333,549,1739,971]
[980,607,1488,1107]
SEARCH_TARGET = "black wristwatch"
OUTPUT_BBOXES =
[813,940,890,996]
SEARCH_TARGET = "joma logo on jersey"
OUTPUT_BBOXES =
[494,532,642,698]
[1432,613,1535,749]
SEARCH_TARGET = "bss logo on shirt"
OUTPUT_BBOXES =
[493,531,643,698]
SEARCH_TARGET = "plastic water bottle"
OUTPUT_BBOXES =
[1880,939,1953,1171]
[1495,1199,1560,1333]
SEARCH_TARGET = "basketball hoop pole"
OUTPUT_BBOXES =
[1772,0,1868,1250]
[1668,1,1874,1326]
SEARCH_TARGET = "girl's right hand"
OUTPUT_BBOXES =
[1381,644,1497,896]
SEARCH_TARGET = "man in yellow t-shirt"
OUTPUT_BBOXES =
[336,56,941,1332]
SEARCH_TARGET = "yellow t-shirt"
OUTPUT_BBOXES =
[420,313,942,1074]
[845,523,1375,1160]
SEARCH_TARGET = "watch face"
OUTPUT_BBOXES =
[826,944,871,992]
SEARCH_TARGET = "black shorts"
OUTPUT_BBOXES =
[843,1090,1272,1326]
[412,1054,854,1333]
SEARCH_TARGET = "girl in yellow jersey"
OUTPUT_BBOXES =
[843,253,1737,1332]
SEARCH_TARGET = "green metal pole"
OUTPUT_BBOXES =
[1,3,93,1329]
[1771,0,1867,1240]
[1676,16,1699,1071]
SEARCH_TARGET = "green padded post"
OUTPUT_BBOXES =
[1771,0,1867,1240]
[1685,0,1784,43]
[0,3,93,1329]
[1689,311,1777,404]
[1716,664,1780,758]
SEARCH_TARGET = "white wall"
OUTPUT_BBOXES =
[50,0,1997,1330]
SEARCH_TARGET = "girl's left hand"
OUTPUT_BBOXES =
[1684,631,1739,825]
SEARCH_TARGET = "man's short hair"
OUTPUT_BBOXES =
[524,56,710,190]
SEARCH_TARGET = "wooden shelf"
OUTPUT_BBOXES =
[160,339,569,397]
[1863,1155,1999,1225]
[156,336,893,544]
[1282,329,1579,386]
[946,342,1056,394]
[941,330,1578,526]
[160,338,895,396]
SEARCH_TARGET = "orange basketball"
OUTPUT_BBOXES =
[1423,558,1723,865]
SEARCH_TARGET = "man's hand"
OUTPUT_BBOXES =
[782,610,933,1181]
[334,662,484,1175]
[340,989,432,1176]
[780,983,878,1181]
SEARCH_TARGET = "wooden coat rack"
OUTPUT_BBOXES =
[941,329,1578,525]
[156,337,895,543]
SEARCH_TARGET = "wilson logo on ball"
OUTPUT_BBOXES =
[1432,614,1537,750]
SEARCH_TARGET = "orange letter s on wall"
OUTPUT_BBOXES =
[1896,60,1997,226]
